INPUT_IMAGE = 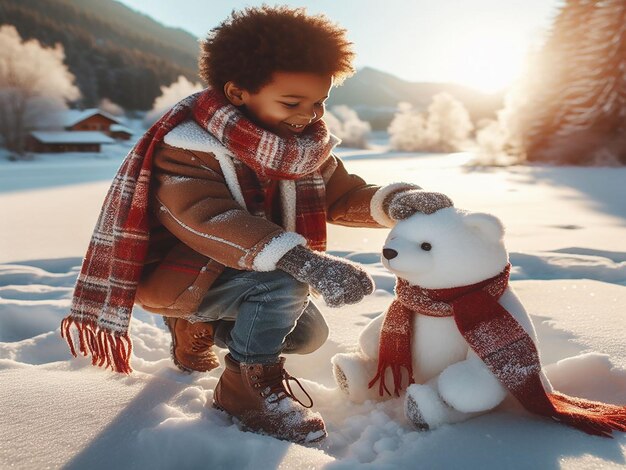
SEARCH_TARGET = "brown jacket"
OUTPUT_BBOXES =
[135,124,408,316]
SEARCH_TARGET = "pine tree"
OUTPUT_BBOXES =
[523,0,626,164]
[522,0,596,160]
[548,0,626,163]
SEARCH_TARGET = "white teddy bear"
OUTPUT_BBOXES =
[332,207,626,436]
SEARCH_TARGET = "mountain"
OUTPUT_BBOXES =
[0,0,200,109]
[64,0,200,59]
[328,67,504,129]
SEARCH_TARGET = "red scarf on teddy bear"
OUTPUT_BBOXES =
[369,264,626,438]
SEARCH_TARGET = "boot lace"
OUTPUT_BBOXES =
[190,330,213,353]
[254,368,314,408]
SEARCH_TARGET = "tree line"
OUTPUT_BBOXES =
[0,0,201,110]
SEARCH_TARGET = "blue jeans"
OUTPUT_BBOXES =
[190,267,329,364]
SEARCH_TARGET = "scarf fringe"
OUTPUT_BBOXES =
[60,317,133,374]
[547,392,626,438]
[368,361,414,397]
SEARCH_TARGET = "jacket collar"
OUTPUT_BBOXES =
[164,120,232,156]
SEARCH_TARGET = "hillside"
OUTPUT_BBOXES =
[329,67,503,129]
[64,0,200,56]
[0,0,201,109]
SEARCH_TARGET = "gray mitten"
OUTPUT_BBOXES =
[384,189,453,220]
[277,245,374,307]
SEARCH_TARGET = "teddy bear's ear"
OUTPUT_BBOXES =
[462,212,505,242]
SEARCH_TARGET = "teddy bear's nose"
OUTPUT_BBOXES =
[382,248,398,260]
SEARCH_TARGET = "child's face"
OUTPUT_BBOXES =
[225,72,333,139]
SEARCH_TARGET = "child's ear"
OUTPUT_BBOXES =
[224,81,246,106]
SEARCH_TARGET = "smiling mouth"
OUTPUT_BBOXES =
[285,123,306,130]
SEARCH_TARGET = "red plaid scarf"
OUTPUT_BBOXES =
[369,264,626,437]
[232,164,330,251]
[61,88,338,373]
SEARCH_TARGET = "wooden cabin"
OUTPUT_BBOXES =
[66,110,118,132]
[109,124,134,141]
[27,131,116,153]
[38,109,135,141]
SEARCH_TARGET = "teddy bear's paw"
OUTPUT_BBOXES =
[405,392,429,431]
[437,359,507,413]
[405,383,470,430]
[333,363,350,394]
[331,352,380,403]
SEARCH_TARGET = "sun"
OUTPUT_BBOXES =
[455,39,525,93]
[390,18,535,94]
[439,27,530,94]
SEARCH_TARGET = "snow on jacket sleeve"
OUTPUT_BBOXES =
[150,143,304,271]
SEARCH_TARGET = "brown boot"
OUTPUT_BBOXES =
[163,316,220,373]
[213,354,327,443]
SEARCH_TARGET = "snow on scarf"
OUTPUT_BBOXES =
[369,264,626,438]
[61,88,339,373]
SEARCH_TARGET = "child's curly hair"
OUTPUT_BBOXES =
[199,5,355,93]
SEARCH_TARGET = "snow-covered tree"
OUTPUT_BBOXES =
[388,93,473,153]
[98,98,125,117]
[472,86,527,165]
[143,75,203,127]
[473,119,511,165]
[0,26,80,155]
[425,92,474,152]
[388,102,430,151]
[325,105,371,148]
[322,110,342,138]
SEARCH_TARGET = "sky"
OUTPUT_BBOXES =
[116,0,560,93]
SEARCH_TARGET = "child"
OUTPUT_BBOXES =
[61,5,452,443]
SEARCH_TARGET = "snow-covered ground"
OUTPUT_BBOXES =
[1,143,625,469]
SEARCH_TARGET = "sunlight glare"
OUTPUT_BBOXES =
[437,25,529,93]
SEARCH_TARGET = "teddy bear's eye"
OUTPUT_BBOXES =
[420,242,432,251]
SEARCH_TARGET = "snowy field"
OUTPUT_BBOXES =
[0,142,625,469]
